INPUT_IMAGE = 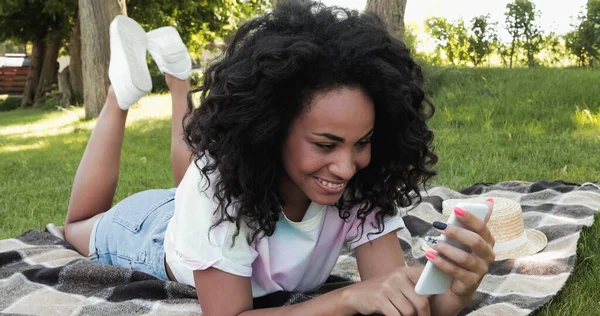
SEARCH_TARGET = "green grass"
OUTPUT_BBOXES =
[0,68,599,314]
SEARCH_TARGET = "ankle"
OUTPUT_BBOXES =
[166,74,190,94]
[106,86,129,113]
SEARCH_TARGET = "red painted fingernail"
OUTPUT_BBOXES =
[425,251,437,260]
[487,197,495,204]
[454,207,466,216]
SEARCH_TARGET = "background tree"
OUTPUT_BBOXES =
[452,19,470,65]
[565,27,589,67]
[0,0,74,107]
[425,17,455,64]
[128,0,268,64]
[504,0,543,67]
[519,1,542,67]
[1,0,269,116]
[467,15,497,67]
[505,1,526,68]
[0,39,25,55]
[366,0,408,39]
[563,1,600,67]
[69,11,83,104]
[78,0,126,119]
[539,33,564,66]
[581,0,600,67]
[425,17,470,65]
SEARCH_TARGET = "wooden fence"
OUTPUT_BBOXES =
[0,66,29,95]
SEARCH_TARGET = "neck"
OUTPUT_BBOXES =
[278,173,311,222]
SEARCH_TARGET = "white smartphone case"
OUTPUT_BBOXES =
[414,202,490,295]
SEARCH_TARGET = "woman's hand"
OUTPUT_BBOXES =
[341,266,430,316]
[427,199,495,300]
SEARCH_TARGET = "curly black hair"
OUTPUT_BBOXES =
[183,0,437,244]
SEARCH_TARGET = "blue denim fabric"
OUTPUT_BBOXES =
[88,188,176,281]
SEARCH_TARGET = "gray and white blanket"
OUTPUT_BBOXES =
[1,181,599,315]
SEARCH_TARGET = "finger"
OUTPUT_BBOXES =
[453,206,489,236]
[483,198,494,223]
[389,293,417,316]
[429,241,487,275]
[402,291,430,316]
[440,226,494,263]
[425,250,480,288]
[399,278,431,316]
[404,266,424,285]
[438,214,495,261]
[379,299,401,316]
[436,221,484,251]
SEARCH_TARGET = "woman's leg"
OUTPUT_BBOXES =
[166,74,193,187]
[64,87,128,256]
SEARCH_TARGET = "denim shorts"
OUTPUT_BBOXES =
[88,188,176,281]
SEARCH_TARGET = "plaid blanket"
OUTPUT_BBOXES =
[1,181,599,315]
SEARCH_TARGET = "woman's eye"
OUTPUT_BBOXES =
[315,143,335,150]
[356,140,371,148]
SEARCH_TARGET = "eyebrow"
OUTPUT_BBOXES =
[312,128,374,143]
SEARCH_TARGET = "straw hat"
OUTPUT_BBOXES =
[422,197,547,261]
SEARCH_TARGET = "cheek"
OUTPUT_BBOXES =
[285,143,323,176]
[355,146,372,170]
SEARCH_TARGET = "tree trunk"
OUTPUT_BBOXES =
[69,12,84,104]
[58,65,72,108]
[509,40,516,68]
[21,38,46,108]
[272,0,278,7]
[366,0,407,39]
[34,30,62,104]
[79,0,127,119]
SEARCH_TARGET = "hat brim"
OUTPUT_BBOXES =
[420,229,547,261]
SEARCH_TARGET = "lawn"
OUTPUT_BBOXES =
[1,68,599,314]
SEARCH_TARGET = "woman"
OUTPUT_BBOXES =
[63,2,495,315]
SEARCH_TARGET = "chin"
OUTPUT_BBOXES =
[308,192,343,205]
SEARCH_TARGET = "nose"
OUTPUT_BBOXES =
[328,150,356,181]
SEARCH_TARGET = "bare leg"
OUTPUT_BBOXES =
[64,87,127,256]
[166,74,193,187]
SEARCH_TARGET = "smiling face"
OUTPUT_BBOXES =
[280,86,375,207]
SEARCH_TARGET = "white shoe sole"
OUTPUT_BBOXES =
[109,16,152,110]
[147,26,191,80]
[46,223,65,241]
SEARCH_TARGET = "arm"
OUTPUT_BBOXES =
[356,202,496,316]
[353,227,485,316]
[195,268,355,316]
[355,228,405,280]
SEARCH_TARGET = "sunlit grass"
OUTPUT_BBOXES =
[574,107,600,130]
[0,68,599,315]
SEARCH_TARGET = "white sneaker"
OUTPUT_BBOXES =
[147,26,192,80]
[46,223,65,241]
[108,15,152,110]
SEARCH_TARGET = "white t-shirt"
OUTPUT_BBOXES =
[164,162,405,298]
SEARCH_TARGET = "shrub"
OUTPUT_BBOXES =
[0,95,22,112]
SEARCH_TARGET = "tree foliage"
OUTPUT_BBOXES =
[0,0,74,43]
[0,0,269,111]
[565,0,600,67]
[425,16,496,66]
[128,0,269,64]
[425,17,471,65]
[467,15,497,66]
[504,0,542,67]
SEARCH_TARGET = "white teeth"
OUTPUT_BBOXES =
[318,178,344,189]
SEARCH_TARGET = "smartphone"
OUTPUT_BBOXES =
[414,202,490,295]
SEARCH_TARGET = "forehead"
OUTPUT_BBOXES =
[297,87,375,134]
